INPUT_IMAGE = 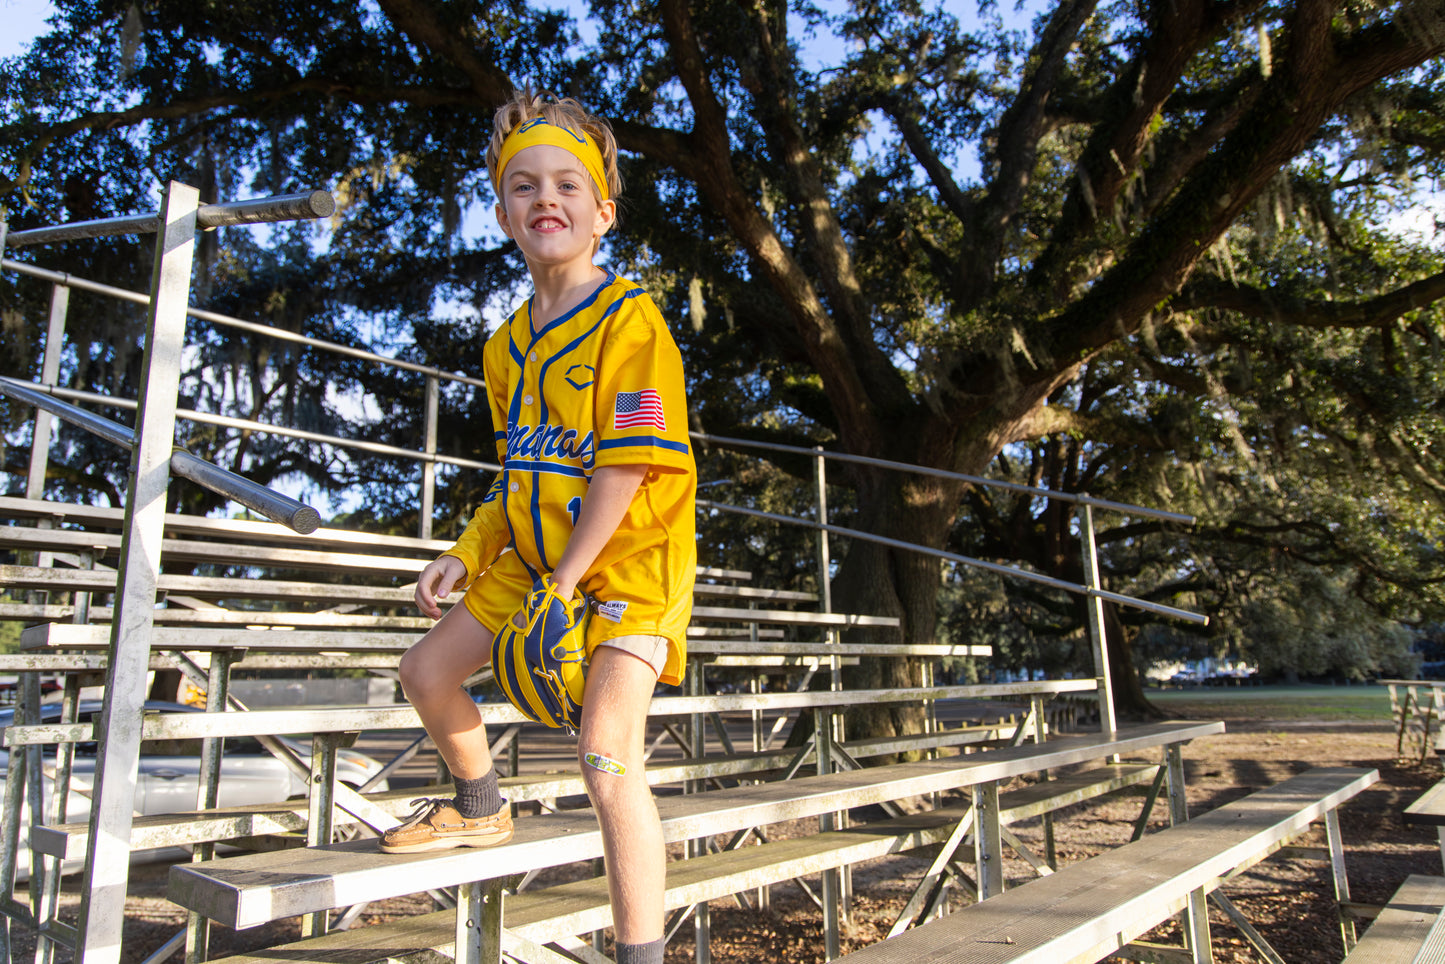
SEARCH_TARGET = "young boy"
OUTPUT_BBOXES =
[380,90,697,964]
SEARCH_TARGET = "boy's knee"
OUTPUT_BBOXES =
[579,745,632,800]
[398,649,443,704]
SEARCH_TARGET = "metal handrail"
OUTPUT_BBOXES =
[0,259,487,389]
[693,432,1194,524]
[0,254,1189,526]
[30,383,500,473]
[698,498,1208,625]
[3,191,336,247]
[0,377,320,534]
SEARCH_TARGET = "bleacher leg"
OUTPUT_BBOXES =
[812,707,843,960]
[0,676,30,960]
[455,878,505,964]
[35,674,81,964]
[972,782,1003,899]
[300,732,342,938]
[1163,742,1214,962]
[1326,808,1358,954]
[185,650,236,963]
[23,674,46,924]
[690,668,712,964]
[1208,891,1287,964]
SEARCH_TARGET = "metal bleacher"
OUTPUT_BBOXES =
[0,186,1236,964]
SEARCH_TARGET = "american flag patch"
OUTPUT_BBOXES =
[614,389,666,431]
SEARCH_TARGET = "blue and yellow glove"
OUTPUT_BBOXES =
[492,575,590,731]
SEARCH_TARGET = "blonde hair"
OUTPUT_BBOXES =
[486,88,622,202]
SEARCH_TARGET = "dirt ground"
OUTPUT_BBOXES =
[8,708,1440,963]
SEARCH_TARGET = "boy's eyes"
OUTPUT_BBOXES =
[509,177,584,194]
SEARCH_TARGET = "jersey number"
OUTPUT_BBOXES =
[566,496,582,526]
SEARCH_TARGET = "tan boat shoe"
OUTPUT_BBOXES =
[379,797,514,854]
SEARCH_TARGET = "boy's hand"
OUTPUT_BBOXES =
[521,575,590,666]
[415,555,469,619]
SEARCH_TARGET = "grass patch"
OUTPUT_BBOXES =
[1144,684,1393,723]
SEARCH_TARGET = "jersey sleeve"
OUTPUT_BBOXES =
[440,475,510,583]
[442,320,518,582]
[483,317,516,466]
[593,296,693,473]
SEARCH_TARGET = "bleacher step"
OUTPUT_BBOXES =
[834,766,1378,964]
[1344,874,1445,962]
[168,722,1222,929]
[202,764,1162,964]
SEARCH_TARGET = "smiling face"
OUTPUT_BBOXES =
[495,143,616,273]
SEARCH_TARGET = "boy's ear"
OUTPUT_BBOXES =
[593,198,617,238]
[496,202,515,239]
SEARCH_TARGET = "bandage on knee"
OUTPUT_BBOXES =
[583,751,626,776]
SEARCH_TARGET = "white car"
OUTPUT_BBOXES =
[0,699,390,877]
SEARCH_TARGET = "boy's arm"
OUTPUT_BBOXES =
[415,476,511,618]
[440,475,510,582]
[549,463,649,600]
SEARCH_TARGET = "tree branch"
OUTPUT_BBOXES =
[1047,0,1445,370]
[656,0,888,456]
[1175,270,1445,330]
[0,80,482,197]
[973,0,1101,303]
[374,0,513,106]
[1030,0,1264,296]
[740,0,913,418]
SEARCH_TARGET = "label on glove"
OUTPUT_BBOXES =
[596,599,628,624]
[584,752,626,776]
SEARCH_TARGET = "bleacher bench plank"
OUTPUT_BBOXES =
[1343,874,1445,963]
[168,721,1222,930]
[32,719,1092,861]
[207,764,1162,964]
[0,553,800,603]
[1405,780,1445,827]
[4,680,1094,749]
[0,498,754,584]
[19,613,896,656]
[833,766,1377,964]
[14,620,984,660]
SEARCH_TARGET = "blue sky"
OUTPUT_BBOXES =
[1,0,54,58]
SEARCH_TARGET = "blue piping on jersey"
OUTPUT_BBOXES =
[522,270,616,355]
[504,459,589,478]
[598,436,691,455]
[509,273,621,572]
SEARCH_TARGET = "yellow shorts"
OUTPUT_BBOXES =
[463,549,684,684]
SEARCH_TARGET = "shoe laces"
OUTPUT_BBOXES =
[393,796,452,832]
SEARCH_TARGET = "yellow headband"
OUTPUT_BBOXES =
[494,118,610,201]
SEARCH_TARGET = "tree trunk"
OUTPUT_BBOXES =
[1102,601,1163,721]
[831,472,959,755]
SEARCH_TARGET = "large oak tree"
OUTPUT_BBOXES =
[3,0,1444,723]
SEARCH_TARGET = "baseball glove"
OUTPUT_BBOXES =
[491,575,590,731]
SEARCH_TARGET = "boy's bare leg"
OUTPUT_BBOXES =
[397,603,496,780]
[578,647,665,944]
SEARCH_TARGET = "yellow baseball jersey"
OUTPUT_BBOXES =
[442,271,697,685]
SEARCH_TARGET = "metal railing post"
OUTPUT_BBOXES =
[185,651,235,963]
[420,374,439,539]
[75,181,200,964]
[26,283,70,499]
[816,448,853,916]
[1079,504,1117,736]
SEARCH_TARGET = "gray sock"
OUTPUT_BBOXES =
[452,768,503,818]
[615,938,665,964]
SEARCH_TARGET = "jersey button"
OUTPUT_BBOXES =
[524,394,534,405]
[509,482,519,493]
[529,351,538,362]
